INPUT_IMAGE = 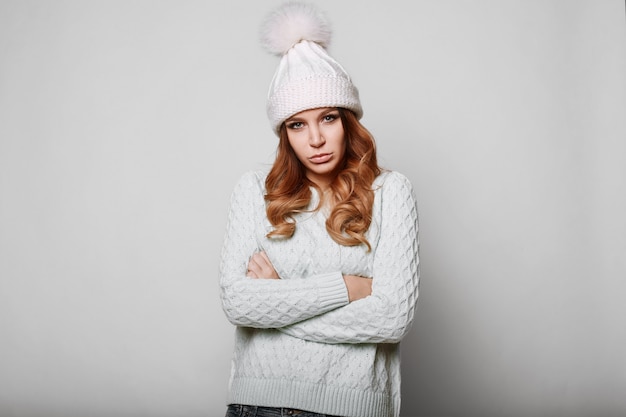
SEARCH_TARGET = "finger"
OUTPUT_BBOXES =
[248,252,279,279]
[252,256,273,277]
[254,252,271,270]
[259,251,273,266]
[246,261,261,278]
[246,256,256,276]
[247,254,263,271]
[259,252,279,279]
[249,252,263,266]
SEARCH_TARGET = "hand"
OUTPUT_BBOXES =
[343,275,372,302]
[246,251,280,279]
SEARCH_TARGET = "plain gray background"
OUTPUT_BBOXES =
[1,1,625,416]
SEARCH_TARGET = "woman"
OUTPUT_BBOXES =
[220,3,419,417]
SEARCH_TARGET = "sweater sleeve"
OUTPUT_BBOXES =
[219,171,350,329]
[277,171,420,344]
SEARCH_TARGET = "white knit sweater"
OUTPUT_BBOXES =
[219,170,419,417]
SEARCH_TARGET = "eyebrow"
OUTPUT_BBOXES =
[285,116,304,123]
[286,109,339,124]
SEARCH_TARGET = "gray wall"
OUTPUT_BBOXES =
[1,1,624,416]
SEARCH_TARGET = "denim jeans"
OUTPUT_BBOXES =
[225,404,340,417]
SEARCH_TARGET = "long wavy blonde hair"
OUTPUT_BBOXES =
[264,108,381,250]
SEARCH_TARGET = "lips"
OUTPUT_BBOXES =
[309,153,332,164]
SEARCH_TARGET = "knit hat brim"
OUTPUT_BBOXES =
[268,76,363,134]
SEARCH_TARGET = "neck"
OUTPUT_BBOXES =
[306,173,336,192]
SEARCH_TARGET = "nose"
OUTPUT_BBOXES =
[308,125,325,148]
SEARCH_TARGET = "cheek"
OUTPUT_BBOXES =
[333,130,346,150]
[287,136,307,161]
[333,124,345,145]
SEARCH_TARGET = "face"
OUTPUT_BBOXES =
[284,107,346,188]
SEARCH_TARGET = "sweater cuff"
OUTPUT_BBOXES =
[315,271,350,310]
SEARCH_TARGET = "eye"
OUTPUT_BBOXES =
[286,121,304,130]
[322,113,339,123]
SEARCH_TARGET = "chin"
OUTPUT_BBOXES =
[313,166,337,176]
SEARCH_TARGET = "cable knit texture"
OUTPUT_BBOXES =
[220,170,419,417]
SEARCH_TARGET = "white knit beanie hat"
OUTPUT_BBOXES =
[260,2,363,135]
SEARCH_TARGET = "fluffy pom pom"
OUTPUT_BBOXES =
[260,2,332,56]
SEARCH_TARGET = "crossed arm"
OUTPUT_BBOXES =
[246,251,373,302]
[220,171,419,344]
